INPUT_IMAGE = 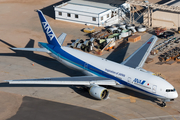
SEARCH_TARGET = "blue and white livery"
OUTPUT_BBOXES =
[6,10,178,107]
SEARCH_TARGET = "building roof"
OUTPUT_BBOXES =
[57,2,110,15]
[69,0,125,9]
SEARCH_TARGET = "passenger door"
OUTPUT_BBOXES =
[127,77,132,86]
[84,63,88,70]
[152,85,157,93]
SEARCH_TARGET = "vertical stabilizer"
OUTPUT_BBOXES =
[37,10,61,47]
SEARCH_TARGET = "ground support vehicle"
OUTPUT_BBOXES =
[151,37,178,55]
[158,31,175,39]
[155,27,167,36]
[91,30,113,39]
[121,29,132,37]
[158,47,180,62]
[70,39,84,48]
[108,33,121,41]
[83,28,95,33]
[104,40,116,51]
[137,25,146,32]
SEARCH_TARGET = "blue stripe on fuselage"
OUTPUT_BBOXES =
[39,42,166,99]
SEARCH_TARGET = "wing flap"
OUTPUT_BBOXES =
[121,35,158,68]
[11,48,51,53]
[5,76,117,85]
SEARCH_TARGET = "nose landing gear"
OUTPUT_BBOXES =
[161,102,166,107]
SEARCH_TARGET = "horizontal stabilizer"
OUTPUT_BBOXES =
[11,48,51,53]
[5,76,117,85]
[57,33,67,45]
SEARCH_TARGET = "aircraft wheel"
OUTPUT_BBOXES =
[162,102,166,107]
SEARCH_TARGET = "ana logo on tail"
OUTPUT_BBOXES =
[42,22,55,41]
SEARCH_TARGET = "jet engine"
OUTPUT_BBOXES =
[89,85,109,100]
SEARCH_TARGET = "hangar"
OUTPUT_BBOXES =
[152,1,180,29]
[127,0,180,30]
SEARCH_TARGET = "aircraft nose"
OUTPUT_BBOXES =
[174,91,178,98]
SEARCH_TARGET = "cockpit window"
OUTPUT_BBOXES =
[166,89,170,92]
[166,88,175,92]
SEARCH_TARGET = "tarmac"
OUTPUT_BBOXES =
[0,0,180,120]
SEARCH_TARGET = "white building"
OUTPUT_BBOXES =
[151,1,180,29]
[54,0,120,26]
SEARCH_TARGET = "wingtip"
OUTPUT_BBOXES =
[34,9,41,13]
[10,47,16,50]
[4,80,11,82]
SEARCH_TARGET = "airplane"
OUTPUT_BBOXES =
[5,10,178,107]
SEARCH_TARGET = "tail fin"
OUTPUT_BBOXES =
[37,10,61,47]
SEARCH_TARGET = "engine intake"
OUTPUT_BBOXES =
[89,85,109,100]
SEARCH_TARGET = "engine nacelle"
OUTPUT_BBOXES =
[89,85,109,100]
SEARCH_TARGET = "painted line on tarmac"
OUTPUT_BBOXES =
[0,71,9,73]
[118,96,138,103]
[101,111,120,120]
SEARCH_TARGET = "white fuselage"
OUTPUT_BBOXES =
[40,43,178,101]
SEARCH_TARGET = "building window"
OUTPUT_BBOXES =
[67,13,71,17]
[75,14,78,18]
[59,12,62,16]
[107,14,109,18]
[92,17,96,21]
[101,16,103,21]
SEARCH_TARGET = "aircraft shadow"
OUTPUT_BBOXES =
[6,96,116,120]
[106,40,129,63]
[40,0,70,19]
[0,39,87,77]
[106,86,161,106]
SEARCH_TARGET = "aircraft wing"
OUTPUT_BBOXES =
[5,76,118,85]
[57,33,67,46]
[121,35,158,68]
[11,48,51,53]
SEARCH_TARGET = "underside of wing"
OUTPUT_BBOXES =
[5,76,118,86]
[121,35,158,68]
